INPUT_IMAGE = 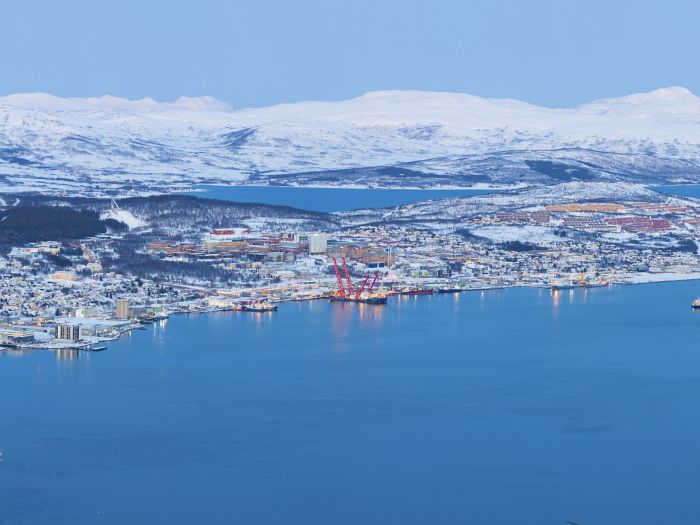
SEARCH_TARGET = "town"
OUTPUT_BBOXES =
[2,183,700,355]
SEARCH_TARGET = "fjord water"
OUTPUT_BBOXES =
[183,185,493,211]
[3,283,700,524]
[653,184,700,199]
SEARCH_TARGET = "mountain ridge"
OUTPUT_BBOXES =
[2,87,700,195]
[2,86,697,113]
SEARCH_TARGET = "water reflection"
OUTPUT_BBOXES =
[0,347,33,358]
[551,289,560,317]
[329,301,386,353]
[251,311,275,328]
[55,348,80,362]
[330,302,353,353]
[357,302,386,325]
[579,287,589,304]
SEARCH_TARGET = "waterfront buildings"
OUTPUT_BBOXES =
[2,190,700,352]
[55,324,80,342]
[0,327,34,347]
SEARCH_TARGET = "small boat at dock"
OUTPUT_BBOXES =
[83,345,107,352]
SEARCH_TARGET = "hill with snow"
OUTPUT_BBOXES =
[2,87,700,195]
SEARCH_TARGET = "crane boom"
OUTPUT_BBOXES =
[355,274,370,300]
[341,256,355,296]
[332,258,346,298]
[367,272,380,294]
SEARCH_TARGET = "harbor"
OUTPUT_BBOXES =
[4,281,700,523]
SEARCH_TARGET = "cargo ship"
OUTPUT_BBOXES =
[330,293,387,305]
[436,287,463,294]
[550,283,576,291]
[399,288,434,296]
[358,294,388,304]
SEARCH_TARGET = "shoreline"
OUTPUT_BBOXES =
[12,273,700,354]
[181,182,527,192]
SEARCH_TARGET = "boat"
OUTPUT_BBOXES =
[550,282,576,291]
[436,287,463,294]
[358,295,388,305]
[84,345,107,352]
[330,293,388,305]
[329,296,354,303]
[691,298,700,309]
[400,288,434,296]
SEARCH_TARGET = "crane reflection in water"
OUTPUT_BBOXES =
[330,299,385,353]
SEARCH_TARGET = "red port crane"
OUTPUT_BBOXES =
[332,258,346,298]
[355,274,371,300]
[341,256,355,296]
[367,272,380,294]
[332,259,382,302]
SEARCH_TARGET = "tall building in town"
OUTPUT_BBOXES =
[115,298,130,319]
[309,233,330,254]
[55,325,80,342]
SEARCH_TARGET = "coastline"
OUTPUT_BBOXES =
[13,272,700,354]
[181,181,528,192]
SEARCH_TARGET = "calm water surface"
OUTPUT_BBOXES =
[183,185,493,212]
[653,184,700,199]
[2,283,700,524]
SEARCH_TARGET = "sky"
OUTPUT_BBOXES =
[2,0,698,109]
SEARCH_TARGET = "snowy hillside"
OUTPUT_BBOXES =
[2,87,700,195]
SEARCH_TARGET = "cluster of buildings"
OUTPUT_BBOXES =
[477,200,695,235]
[4,194,700,354]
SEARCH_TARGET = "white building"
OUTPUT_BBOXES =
[309,234,330,254]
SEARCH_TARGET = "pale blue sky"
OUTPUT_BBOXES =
[2,0,697,108]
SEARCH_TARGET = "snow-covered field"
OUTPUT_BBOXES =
[622,272,700,284]
[3,87,700,195]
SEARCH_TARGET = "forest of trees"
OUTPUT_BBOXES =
[0,206,107,244]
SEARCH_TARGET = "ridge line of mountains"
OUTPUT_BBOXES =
[2,87,700,195]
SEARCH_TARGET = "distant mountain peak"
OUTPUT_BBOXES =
[78,94,234,112]
[351,89,539,110]
[0,93,233,113]
[622,86,697,103]
[579,86,699,113]
[169,96,233,112]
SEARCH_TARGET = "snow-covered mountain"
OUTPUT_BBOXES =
[2,87,700,195]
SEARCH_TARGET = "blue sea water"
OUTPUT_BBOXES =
[182,185,493,212]
[3,282,700,524]
[653,184,700,199]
